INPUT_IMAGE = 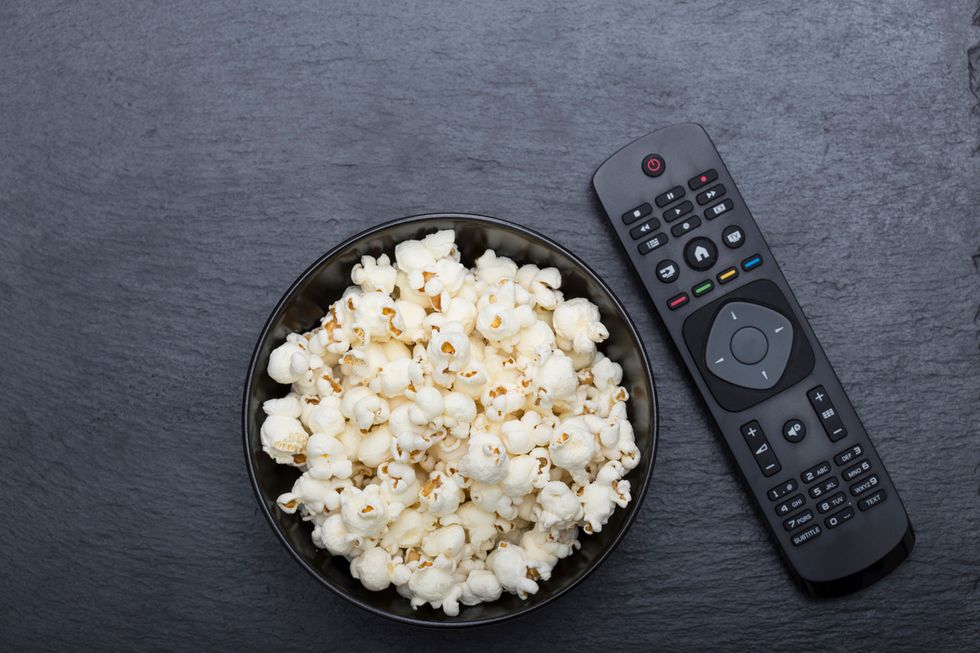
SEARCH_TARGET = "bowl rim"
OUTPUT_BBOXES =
[242,212,660,628]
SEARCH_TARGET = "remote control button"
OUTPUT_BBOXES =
[741,420,781,477]
[825,506,855,529]
[782,418,806,443]
[809,476,840,498]
[741,254,763,271]
[850,474,880,496]
[842,459,872,482]
[622,202,653,224]
[641,154,665,177]
[802,461,832,484]
[791,525,822,546]
[768,478,798,501]
[684,237,718,271]
[704,301,794,390]
[722,225,745,248]
[775,494,806,516]
[667,293,689,310]
[705,199,734,220]
[692,280,713,297]
[655,260,679,283]
[807,386,848,442]
[717,267,739,284]
[730,327,768,364]
[688,169,718,190]
[671,216,701,237]
[783,509,815,532]
[834,444,863,467]
[663,200,694,223]
[858,489,887,511]
[816,491,847,514]
[629,218,660,240]
[637,232,669,255]
[696,183,726,205]
[655,186,685,207]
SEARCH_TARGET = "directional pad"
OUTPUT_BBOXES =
[682,279,816,413]
[705,302,793,389]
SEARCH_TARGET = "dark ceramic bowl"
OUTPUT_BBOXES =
[243,213,658,627]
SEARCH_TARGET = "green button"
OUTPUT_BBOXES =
[693,280,714,297]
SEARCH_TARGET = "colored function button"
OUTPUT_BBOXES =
[825,506,855,529]
[696,183,727,205]
[722,225,745,248]
[667,293,690,310]
[858,489,887,511]
[850,474,880,496]
[809,476,840,499]
[802,461,831,484]
[671,216,701,237]
[622,202,652,224]
[642,153,666,177]
[717,267,739,284]
[655,259,679,283]
[816,491,847,514]
[663,200,694,222]
[775,494,806,516]
[768,478,798,502]
[629,218,660,240]
[842,459,872,482]
[783,509,815,532]
[655,186,686,207]
[741,255,763,271]
[741,420,781,477]
[791,525,822,546]
[807,386,848,442]
[692,280,714,297]
[705,198,734,220]
[834,444,863,467]
[782,419,806,443]
[637,232,669,255]
[689,168,718,190]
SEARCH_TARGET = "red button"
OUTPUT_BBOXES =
[667,293,689,310]
[642,154,666,177]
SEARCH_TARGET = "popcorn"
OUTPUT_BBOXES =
[552,297,609,357]
[350,546,394,591]
[579,460,631,534]
[262,229,640,615]
[549,417,598,485]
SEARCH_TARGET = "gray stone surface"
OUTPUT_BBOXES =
[1,1,978,650]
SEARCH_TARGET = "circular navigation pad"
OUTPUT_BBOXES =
[705,301,793,390]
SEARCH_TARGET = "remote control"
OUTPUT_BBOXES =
[592,124,914,597]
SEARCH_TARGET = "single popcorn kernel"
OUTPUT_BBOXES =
[262,229,639,616]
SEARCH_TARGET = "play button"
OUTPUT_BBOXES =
[684,237,718,271]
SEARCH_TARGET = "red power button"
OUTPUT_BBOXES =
[642,154,666,177]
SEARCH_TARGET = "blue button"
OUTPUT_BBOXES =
[742,255,763,271]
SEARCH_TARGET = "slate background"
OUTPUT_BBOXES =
[1,1,978,650]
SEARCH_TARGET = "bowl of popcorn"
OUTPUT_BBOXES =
[243,213,657,626]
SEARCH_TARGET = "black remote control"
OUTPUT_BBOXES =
[592,124,914,597]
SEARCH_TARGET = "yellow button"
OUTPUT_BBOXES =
[717,267,739,284]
